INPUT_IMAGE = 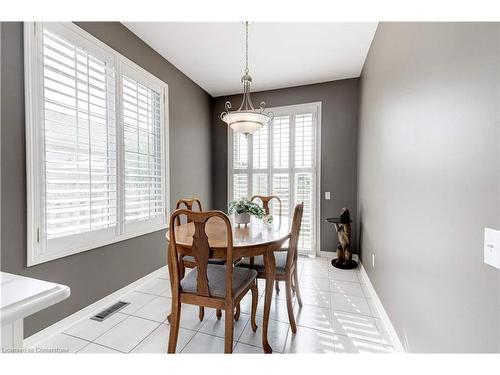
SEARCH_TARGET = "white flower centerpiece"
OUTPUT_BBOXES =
[228,198,265,227]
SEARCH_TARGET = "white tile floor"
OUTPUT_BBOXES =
[36,256,395,354]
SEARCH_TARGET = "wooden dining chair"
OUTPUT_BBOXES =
[168,209,259,353]
[175,198,202,277]
[250,195,283,293]
[175,198,203,224]
[251,194,282,217]
[236,203,304,333]
[173,198,225,321]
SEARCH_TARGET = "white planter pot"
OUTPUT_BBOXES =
[234,212,250,226]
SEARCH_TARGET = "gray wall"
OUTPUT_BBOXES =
[0,22,212,337]
[212,79,360,253]
[358,22,500,352]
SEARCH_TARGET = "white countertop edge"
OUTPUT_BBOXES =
[1,284,70,325]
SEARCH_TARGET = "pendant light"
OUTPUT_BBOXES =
[220,22,273,136]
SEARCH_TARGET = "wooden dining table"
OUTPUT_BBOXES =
[166,214,291,353]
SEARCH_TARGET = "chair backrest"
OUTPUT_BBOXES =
[251,195,282,216]
[174,198,203,226]
[286,203,304,270]
[169,209,234,299]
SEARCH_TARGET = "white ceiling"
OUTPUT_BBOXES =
[123,22,378,97]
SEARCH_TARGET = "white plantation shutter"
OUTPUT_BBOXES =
[42,27,117,245]
[251,124,269,196]
[295,114,313,168]
[232,132,249,200]
[233,174,248,200]
[229,103,319,255]
[122,74,163,225]
[252,173,268,196]
[272,174,290,217]
[252,123,268,169]
[25,23,169,266]
[295,173,313,252]
[272,116,290,169]
[233,132,248,169]
[294,113,314,253]
[271,115,290,218]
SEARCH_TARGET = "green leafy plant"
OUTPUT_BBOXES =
[228,198,265,219]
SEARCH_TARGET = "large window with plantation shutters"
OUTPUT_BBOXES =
[228,102,321,255]
[24,22,169,266]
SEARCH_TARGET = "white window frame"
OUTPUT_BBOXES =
[227,102,322,256]
[24,22,170,266]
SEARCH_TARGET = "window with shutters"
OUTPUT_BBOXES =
[25,22,169,266]
[228,102,320,255]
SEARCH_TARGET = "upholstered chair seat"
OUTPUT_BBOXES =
[181,264,257,298]
[236,252,288,274]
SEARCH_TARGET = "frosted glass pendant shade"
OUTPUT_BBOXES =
[222,111,270,135]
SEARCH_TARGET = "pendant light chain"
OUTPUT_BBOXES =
[245,21,249,75]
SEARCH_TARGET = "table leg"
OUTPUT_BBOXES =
[262,250,276,354]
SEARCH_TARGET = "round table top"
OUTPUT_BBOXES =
[166,215,291,249]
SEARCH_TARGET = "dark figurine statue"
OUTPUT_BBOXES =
[333,207,352,265]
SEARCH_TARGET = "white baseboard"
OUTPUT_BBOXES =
[23,266,168,348]
[357,262,406,353]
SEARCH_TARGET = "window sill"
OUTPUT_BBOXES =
[28,223,168,267]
